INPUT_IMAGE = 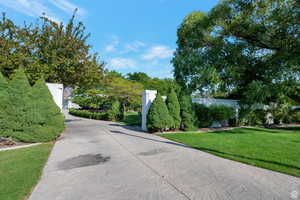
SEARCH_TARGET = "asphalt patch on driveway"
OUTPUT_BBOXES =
[139,148,169,156]
[58,154,110,170]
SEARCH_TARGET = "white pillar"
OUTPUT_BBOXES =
[141,90,157,131]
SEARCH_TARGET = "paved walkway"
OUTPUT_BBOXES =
[29,113,300,200]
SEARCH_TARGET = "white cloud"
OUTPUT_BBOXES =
[141,45,174,60]
[108,58,137,70]
[104,36,119,53]
[123,41,146,53]
[47,0,85,16]
[0,0,84,22]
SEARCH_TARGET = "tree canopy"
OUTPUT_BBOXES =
[173,0,300,105]
[0,12,104,87]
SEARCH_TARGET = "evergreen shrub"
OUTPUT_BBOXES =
[0,69,65,142]
[179,94,197,131]
[147,94,173,132]
[166,89,181,129]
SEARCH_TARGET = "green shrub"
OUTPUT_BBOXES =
[107,100,121,121]
[179,94,197,131]
[194,104,213,127]
[209,105,235,123]
[166,89,181,129]
[238,108,266,126]
[147,94,174,132]
[6,69,33,133]
[69,108,108,120]
[0,70,64,142]
[0,73,9,134]
[29,78,65,142]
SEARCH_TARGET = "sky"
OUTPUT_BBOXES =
[0,0,219,78]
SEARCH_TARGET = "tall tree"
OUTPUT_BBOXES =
[179,94,197,131]
[166,89,181,129]
[105,75,144,111]
[0,12,105,87]
[173,0,300,105]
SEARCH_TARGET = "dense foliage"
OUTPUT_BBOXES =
[147,94,173,132]
[0,70,64,142]
[0,73,9,133]
[127,72,181,95]
[0,13,104,87]
[173,0,300,105]
[166,89,181,129]
[69,108,108,120]
[194,104,213,128]
[179,94,197,131]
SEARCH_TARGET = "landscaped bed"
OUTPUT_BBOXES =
[0,144,53,200]
[159,127,300,177]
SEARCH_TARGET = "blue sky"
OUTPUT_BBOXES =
[0,0,219,78]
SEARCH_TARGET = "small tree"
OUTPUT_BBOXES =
[107,100,121,121]
[166,89,181,129]
[179,94,197,131]
[6,69,33,134]
[29,78,65,142]
[147,94,173,132]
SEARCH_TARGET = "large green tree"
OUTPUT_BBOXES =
[0,12,104,87]
[173,0,300,105]
[127,72,181,96]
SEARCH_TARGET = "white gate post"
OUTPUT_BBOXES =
[141,90,157,131]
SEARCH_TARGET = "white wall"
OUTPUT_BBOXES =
[192,98,240,109]
[141,91,241,130]
[46,83,63,110]
[141,90,157,131]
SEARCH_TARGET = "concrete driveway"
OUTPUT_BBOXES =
[29,113,300,200]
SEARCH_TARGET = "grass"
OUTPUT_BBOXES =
[159,127,300,177]
[119,112,141,126]
[0,144,53,200]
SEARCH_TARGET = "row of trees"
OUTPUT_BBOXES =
[173,0,300,107]
[0,69,64,142]
[147,90,197,132]
[147,90,236,132]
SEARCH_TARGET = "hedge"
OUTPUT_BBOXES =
[69,108,108,120]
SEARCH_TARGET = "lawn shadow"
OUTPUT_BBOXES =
[110,130,194,150]
[109,123,144,132]
[65,119,82,123]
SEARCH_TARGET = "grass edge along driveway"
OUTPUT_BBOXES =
[159,127,300,178]
[0,144,53,200]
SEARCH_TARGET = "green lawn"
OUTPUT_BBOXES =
[0,144,53,200]
[159,127,300,177]
[119,112,141,126]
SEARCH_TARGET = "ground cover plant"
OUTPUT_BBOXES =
[159,127,300,177]
[0,144,53,200]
